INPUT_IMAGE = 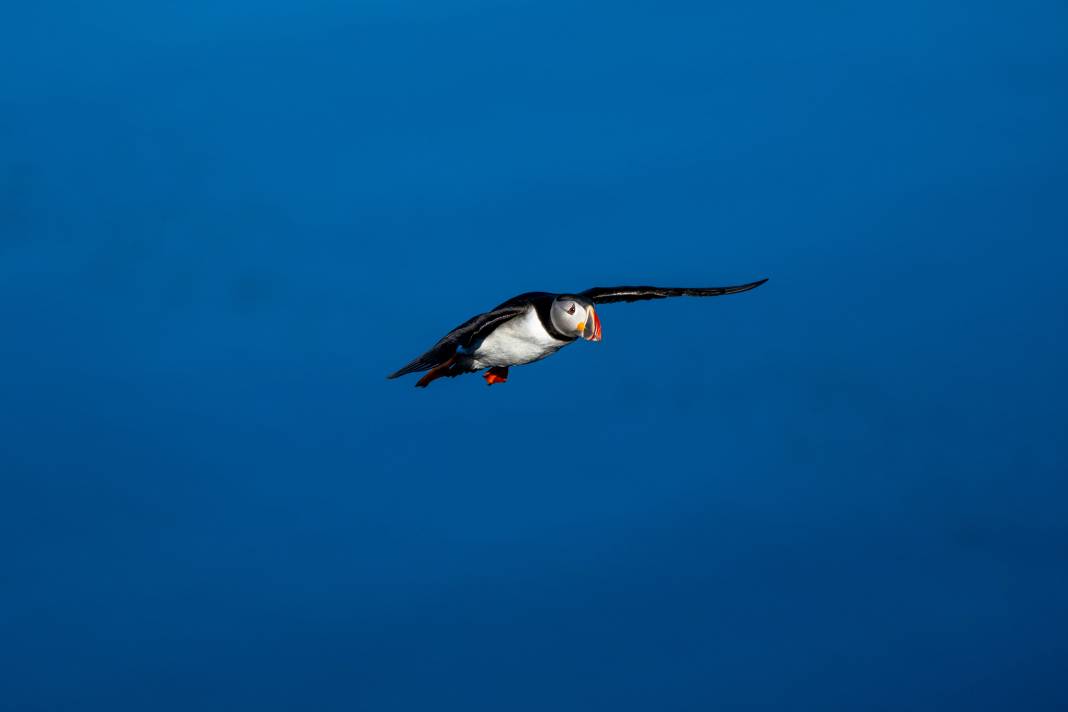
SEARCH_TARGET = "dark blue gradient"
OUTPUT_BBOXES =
[2,2,1067,710]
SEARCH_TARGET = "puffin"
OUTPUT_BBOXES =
[388,279,768,388]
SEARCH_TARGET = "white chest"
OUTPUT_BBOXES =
[467,307,569,368]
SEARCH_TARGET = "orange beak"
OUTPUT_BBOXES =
[583,306,602,341]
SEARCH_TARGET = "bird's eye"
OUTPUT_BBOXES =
[567,304,576,315]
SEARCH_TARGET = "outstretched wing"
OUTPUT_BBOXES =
[387,304,529,379]
[579,278,767,304]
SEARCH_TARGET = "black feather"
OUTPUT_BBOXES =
[386,304,528,378]
[579,278,768,304]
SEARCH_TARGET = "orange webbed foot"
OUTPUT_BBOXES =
[483,367,509,386]
[416,356,458,388]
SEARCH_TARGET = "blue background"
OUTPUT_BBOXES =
[2,2,1067,709]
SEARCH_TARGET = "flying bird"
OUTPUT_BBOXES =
[388,279,768,388]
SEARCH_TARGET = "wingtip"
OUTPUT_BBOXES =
[733,277,768,293]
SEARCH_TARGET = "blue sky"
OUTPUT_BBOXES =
[2,2,1067,710]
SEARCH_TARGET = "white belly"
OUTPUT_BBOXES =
[467,307,568,368]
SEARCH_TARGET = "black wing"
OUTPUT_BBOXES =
[579,278,768,304]
[387,304,529,379]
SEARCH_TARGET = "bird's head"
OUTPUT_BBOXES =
[551,295,602,341]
